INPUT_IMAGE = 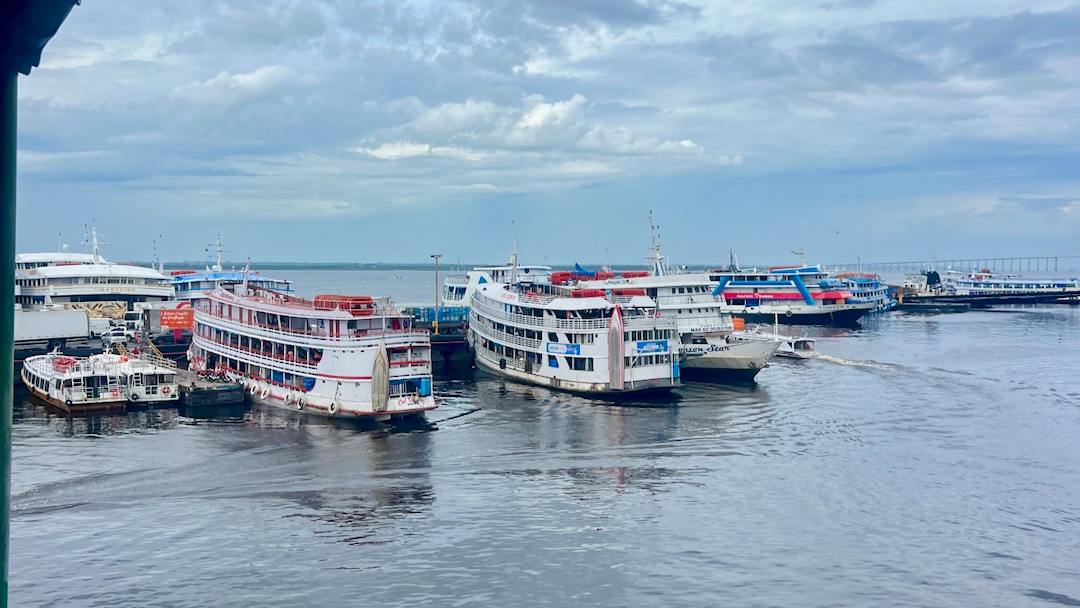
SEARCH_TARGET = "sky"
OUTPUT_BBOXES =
[14,0,1080,266]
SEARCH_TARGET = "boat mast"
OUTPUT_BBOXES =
[508,221,519,284]
[207,235,226,272]
[646,210,667,277]
[84,225,106,264]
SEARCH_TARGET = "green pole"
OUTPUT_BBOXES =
[0,69,17,608]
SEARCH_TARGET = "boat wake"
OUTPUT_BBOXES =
[807,353,896,370]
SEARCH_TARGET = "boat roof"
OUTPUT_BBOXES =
[482,283,657,311]
[207,287,400,319]
[16,252,102,264]
[22,263,168,280]
[579,272,713,289]
[171,271,289,283]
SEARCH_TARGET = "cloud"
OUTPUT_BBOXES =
[171,65,297,105]
[14,0,1080,261]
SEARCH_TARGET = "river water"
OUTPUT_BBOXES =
[10,271,1080,607]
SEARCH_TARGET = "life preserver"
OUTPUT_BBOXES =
[162,386,171,395]
[260,386,270,399]
[328,401,339,415]
[785,310,793,318]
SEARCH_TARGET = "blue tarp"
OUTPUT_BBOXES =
[573,263,596,277]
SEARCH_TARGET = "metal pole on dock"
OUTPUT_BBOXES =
[2,5,79,603]
[430,254,442,335]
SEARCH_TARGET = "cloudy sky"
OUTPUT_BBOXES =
[15,0,1080,265]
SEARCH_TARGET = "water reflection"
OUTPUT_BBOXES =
[15,390,181,437]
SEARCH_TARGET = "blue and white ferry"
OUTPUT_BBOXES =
[170,237,292,302]
[836,273,896,312]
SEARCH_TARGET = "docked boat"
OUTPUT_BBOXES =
[189,287,436,419]
[170,237,292,302]
[836,273,896,312]
[21,351,180,410]
[899,269,1080,305]
[15,228,174,309]
[708,263,874,326]
[467,264,681,394]
[575,234,778,381]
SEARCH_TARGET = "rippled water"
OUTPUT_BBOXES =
[9,272,1080,607]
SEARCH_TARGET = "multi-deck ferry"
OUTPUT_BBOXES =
[467,269,681,394]
[835,273,896,312]
[944,270,1080,297]
[21,351,180,411]
[189,287,436,419]
[15,228,174,309]
[708,265,874,326]
[574,234,778,381]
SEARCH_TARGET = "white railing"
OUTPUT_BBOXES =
[197,310,429,346]
[195,336,319,377]
[471,296,677,333]
[469,316,542,350]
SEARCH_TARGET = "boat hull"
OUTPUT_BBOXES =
[680,339,778,382]
[473,351,676,395]
[740,306,870,326]
[237,378,436,419]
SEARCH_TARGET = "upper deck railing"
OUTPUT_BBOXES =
[471,294,675,332]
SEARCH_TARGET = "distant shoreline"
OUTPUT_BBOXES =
[132,262,710,272]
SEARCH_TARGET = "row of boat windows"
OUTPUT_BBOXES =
[957,282,1073,289]
[473,314,598,344]
[476,338,670,369]
[625,329,674,342]
[25,371,172,391]
[669,286,712,294]
[198,351,313,392]
[629,354,672,367]
[202,302,403,332]
[17,277,166,287]
[196,323,325,364]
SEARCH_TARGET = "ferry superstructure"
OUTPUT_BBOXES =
[836,273,896,312]
[574,236,778,381]
[189,287,436,419]
[171,270,292,302]
[21,351,179,410]
[944,270,1080,296]
[170,237,292,302]
[468,274,681,394]
[15,228,173,309]
[708,265,874,326]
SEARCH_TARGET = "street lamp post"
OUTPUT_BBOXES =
[430,254,442,335]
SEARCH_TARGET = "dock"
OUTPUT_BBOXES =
[176,369,247,408]
[406,306,472,367]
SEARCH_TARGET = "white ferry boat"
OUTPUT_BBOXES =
[945,269,1080,296]
[16,228,174,309]
[467,270,681,394]
[189,287,436,419]
[575,236,778,381]
[21,351,180,410]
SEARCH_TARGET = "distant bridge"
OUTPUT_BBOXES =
[831,256,1080,273]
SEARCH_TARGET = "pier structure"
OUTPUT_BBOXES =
[832,256,1080,274]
